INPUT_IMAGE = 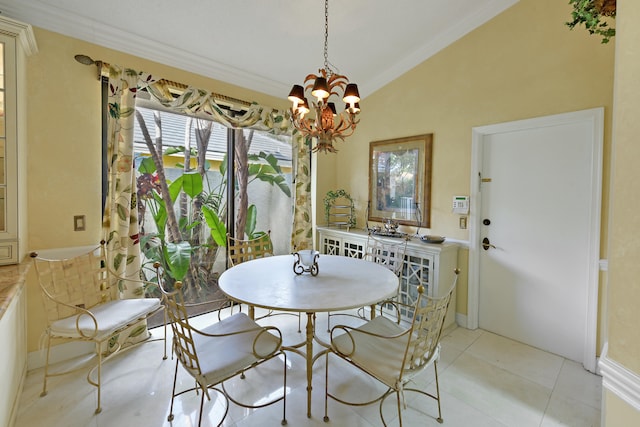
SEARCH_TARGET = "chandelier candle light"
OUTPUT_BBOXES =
[288,0,361,153]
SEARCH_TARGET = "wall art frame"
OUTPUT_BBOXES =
[368,134,433,228]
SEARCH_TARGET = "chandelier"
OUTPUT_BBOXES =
[287,0,361,153]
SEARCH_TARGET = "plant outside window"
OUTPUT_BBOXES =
[134,106,292,307]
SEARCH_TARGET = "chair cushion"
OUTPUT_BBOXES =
[332,316,439,388]
[49,298,161,341]
[195,313,281,386]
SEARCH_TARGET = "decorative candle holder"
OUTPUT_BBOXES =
[293,250,319,276]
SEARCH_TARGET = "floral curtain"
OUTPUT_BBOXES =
[101,64,313,281]
[101,66,162,347]
[102,66,153,292]
[292,135,313,250]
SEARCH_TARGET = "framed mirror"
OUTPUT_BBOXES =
[368,134,432,227]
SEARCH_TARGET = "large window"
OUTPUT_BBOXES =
[133,102,293,306]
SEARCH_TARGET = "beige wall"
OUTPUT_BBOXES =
[605,389,640,426]
[604,0,640,423]
[608,0,640,376]
[321,0,614,319]
[24,27,289,352]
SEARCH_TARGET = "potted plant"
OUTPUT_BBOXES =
[566,0,616,43]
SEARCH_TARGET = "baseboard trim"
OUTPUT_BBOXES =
[455,312,468,329]
[599,342,640,411]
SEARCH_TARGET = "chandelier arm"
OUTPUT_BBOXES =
[335,114,359,135]
[291,113,313,134]
[333,120,355,137]
[304,73,320,83]
[299,121,315,135]
[331,117,347,134]
[327,73,347,82]
[311,111,355,135]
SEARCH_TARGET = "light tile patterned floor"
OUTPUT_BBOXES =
[15,309,602,426]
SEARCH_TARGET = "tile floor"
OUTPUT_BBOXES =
[15,309,603,427]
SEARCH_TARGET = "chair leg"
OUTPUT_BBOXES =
[198,386,206,427]
[434,360,443,423]
[323,351,330,423]
[282,352,288,425]
[163,309,168,360]
[326,312,330,333]
[167,359,179,422]
[94,343,103,414]
[395,390,403,427]
[40,334,51,397]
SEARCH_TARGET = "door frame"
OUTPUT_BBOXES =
[467,108,604,371]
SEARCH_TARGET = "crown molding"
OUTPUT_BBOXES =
[0,15,38,56]
[0,1,284,97]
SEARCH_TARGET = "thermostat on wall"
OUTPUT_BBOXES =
[453,196,469,214]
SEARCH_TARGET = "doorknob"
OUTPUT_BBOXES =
[483,218,491,226]
[482,237,496,251]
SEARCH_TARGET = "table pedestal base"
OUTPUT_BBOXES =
[282,313,331,418]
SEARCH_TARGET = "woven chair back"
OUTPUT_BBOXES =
[227,232,273,266]
[402,274,457,374]
[363,235,407,276]
[32,245,114,323]
[162,284,203,377]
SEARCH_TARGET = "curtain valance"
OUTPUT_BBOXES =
[101,63,294,134]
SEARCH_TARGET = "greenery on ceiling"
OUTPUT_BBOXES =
[566,0,616,44]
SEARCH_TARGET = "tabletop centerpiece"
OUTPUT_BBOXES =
[293,249,320,276]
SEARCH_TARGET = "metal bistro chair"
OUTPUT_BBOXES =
[227,231,301,332]
[158,275,287,427]
[327,233,407,331]
[324,270,458,426]
[30,242,167,414]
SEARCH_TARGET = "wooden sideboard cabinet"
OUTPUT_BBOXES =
[316,227,459,329]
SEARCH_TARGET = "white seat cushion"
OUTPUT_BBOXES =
[195,313,281,386]
[332,316,439,388]
[50,298,161,341]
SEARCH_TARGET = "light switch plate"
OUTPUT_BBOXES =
[459,216,467,229]
[74,215,86,231]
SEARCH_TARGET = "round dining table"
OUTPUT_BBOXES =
[218,253,399,418]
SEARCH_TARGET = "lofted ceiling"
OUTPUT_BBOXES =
[0,0,518,100]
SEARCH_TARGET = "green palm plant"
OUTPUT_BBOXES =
[137,158,199,283]
[135,109,292,302]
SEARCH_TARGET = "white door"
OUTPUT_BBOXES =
[468,108,603,371]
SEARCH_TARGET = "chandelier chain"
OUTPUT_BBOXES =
[323,0,330,74]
